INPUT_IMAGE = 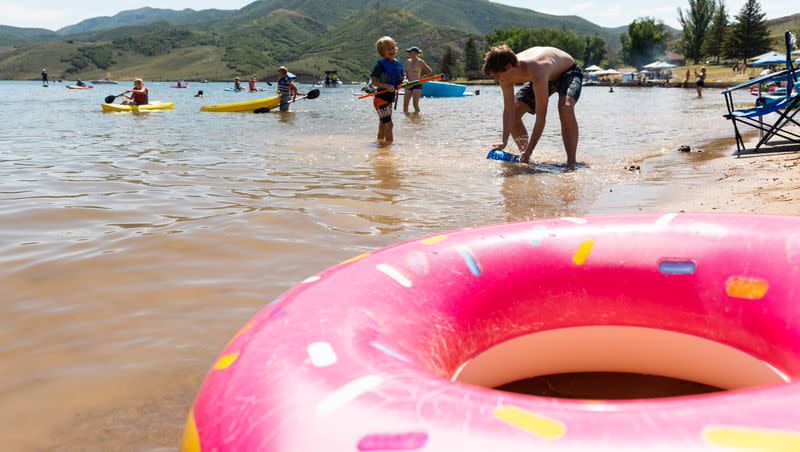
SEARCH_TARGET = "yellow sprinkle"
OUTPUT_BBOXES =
[493,406,566,440]
[226,321,254,347]
[704,425,800,452]
[180,409,201,452]
[421,235,448,245]
[214,352,239,370]
[725,276,769,300]
[340,253,371,265]
[572,239,594,266]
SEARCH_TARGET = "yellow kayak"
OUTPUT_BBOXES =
[101,101,175,112]
[200,95,281,112]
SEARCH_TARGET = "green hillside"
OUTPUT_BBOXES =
[294,7,476,79]
[0,25,58,46]
[0,0,651,80]
[56,7,233,36]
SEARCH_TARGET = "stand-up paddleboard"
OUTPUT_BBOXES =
[486,149,520,163]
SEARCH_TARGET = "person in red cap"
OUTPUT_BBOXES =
[403,46,432,113]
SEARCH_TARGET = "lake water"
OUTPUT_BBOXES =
[0,80,746,449]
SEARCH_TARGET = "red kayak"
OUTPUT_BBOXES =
[66,85,93,90]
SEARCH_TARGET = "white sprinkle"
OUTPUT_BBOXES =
[692,223,727,239]
[655,213,678,228]
[307,341,338,368]
[316,375,383,416]
[376,264,412,288]
[301,275,321,284]
[560,217,587,224]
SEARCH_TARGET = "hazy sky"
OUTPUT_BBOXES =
[1,0,792,30]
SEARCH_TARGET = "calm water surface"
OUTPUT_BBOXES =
[0,80,743,449]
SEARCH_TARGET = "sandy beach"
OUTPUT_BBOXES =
[594,126,800,217]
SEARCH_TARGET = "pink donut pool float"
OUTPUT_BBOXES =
[183,214,800,451]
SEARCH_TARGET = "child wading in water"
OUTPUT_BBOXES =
[403,46,432,113]
[276,67,297,112]
[483,45,582,166]
[370,36,404,143]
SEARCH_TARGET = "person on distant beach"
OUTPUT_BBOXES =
[41,68,48,85]
[276,66,297,112]
[121,78,149,106]
[195,90,204,98]
[370,36,403,143]
[695,67,706,98]
[403,46,432,113]
[682,69,690,88]
[233,77,242,91]
[483,44,582,166]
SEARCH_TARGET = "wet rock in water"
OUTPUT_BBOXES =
[677,145,691,153]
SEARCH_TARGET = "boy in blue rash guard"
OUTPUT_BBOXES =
[370,36,404,143]
[276,66,297,112]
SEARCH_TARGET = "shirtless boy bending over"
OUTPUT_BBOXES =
[483,45,582,166]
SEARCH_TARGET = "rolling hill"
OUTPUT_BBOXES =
[0,0,638,80]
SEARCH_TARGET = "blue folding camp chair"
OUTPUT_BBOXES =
[722,31,800,155]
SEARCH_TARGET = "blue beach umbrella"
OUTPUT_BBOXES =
[751,52,786,66]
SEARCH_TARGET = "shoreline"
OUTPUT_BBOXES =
[590,126,800,216]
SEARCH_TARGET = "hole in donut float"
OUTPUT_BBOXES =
[452,326,789,400]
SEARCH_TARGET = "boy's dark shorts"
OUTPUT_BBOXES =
[374,96,393,124]
[515,64,583,114]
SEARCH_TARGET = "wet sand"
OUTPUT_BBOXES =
[593,127,800,216]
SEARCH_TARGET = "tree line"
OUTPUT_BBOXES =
[447,0,775,78]
[439,29,608,79]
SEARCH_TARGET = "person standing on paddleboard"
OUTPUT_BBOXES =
[403,46,432,113]
[41,68,48,86]
[370,36,403,144]
[484,45,582,166]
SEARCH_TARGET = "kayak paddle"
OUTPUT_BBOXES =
[358,73,444,99]
[104,91,128,104]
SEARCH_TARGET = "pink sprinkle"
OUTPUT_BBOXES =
[357,432,428,450]
[788,234,800,264]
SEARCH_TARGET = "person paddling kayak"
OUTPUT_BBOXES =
[121,78,149,106]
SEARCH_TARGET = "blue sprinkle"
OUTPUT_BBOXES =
[458,247,481,276]
[531,226,547,246]
[658,260,696,275]
[369,341,411,362]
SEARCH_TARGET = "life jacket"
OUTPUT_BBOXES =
[132,87,148,105]
[277,76,292,94]
[249,79,256,90]
[380,58,403,87]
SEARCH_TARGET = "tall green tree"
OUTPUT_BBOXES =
[678,0,716,63]
[582,35,607,66]
[620,18,669,68]
[724,0,770,61]
[463,36,481,78]
[702,1,729,63]
[439,46,460,79]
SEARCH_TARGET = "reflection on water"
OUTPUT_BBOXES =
[0,80,742,448]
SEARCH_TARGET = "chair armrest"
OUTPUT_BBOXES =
[721,69,791,94]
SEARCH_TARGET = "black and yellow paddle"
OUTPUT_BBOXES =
[253,89,320,113]
[104,91,129,104]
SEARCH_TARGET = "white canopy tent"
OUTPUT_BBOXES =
[642,61,677,69]
[584,65,603,72]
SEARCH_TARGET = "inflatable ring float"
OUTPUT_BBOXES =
[183,214,800,451]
